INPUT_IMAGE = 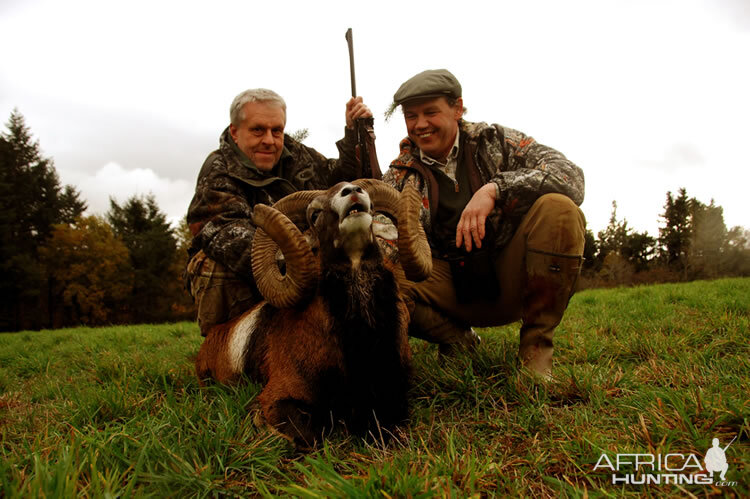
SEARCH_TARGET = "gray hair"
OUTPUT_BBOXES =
[230,88,287,126]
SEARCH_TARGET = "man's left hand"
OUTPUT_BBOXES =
[456,183,499,252]
[346,96,373,129]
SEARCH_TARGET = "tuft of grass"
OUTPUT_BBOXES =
[1,278,748,497]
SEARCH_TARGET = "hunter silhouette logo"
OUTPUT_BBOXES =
[593,435,738,487]
[704,436,736,485]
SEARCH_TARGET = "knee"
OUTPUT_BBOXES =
[187,252,260,334]
[534,194,584,223]
[526,194,586,254]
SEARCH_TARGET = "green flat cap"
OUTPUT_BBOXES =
[393,69,462,105]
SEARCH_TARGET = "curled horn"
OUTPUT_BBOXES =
[353,179,432,282]
[395,183,432,281]
[353,178,399,220]
[251,190,323,308]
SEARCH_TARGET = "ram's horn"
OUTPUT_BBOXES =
[270,190,324,227]
[353,178,399,220]
[396,184,432,281]
[353,179,432,282]
[251,190,323,308]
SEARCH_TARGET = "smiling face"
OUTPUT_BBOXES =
[402,96,463,161]
[229,101,286,171]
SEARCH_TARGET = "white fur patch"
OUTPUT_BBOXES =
[331,184,372,220]
[372,220,398,241]
[339,212,372,234]
[227,306,263,374]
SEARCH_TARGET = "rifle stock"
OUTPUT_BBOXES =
[345,28,381,180]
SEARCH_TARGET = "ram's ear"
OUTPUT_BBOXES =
[372,219,398,241]
[306,198,324,228]
[304,229,319,253]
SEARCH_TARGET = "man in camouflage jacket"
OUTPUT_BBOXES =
[384,69,586,377]
[186,88,372,336]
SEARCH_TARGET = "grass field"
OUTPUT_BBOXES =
[1,278,748,497]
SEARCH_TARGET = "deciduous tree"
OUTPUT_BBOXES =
[39,216,132,326]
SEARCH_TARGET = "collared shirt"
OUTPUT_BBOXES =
[419,128,461,182]
[418,128,500,199]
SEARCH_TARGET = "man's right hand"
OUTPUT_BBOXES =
[346,96,372,129]
[456,183,499,252]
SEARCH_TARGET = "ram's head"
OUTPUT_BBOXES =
[251,179,431,309]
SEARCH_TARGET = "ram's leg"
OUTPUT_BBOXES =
[369,304,411,434]
[195,309,260,385]
[259,377,321,450]
[264,397,319,449]
[363,370,410,438]
[195,329,224,384]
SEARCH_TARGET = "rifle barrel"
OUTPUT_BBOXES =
[345,28,356,97]
[723,435,737,451]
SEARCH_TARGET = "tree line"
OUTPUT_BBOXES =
[0,111,193,331]
[581,193,750,288]
[1,110,748,331]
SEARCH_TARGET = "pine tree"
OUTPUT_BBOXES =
[595,201,656,280]
[724,227,750,276]
[689,199,728,278]
[0,110,86,330]
[107,194,176,323]
[622,231,656,272]
[658,188,691,276]
[597,201,630,258]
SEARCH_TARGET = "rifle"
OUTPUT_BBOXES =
[345,28,382,180]
[723,435,737,452]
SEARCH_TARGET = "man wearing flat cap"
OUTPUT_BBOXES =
[383,69,585,377]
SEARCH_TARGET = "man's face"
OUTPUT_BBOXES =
[229,101,286,171]
[402,97,463,161]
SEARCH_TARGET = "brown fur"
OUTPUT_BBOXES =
[195,310,252,384]
[195,183,414,448]
[196,288,411,448]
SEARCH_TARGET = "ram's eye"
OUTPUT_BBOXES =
[309,210,321,225]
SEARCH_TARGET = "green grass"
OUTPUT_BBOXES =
[1,278,748,497]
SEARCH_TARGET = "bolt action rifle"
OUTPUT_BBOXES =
[345,28,382,180]
[723,435,737,451]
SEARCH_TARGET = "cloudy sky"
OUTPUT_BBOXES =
[1,0,748,237]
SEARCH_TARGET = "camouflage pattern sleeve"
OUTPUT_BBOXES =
[188,127,364,281]
[481,124,585,217]
[295,127,362,187]
[187,153,258,281]
[382,164,402,190]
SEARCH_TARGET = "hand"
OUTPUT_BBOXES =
[456,183,499,252]
[345,96,372,129]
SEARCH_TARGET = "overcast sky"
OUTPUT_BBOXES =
[1,0,748,237]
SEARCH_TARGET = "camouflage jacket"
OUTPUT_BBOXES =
[382,120,585,254]
[187,126,362,281]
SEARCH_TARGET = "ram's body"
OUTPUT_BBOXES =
[195,181,430,447]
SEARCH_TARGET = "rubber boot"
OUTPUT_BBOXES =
[409,303,481,356]
[519,249,582,378]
